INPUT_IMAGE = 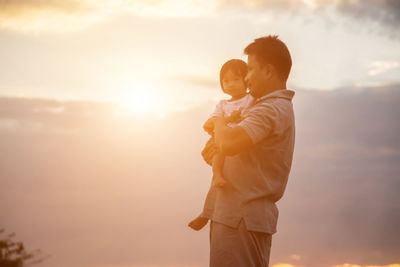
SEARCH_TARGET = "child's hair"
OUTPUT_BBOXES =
[219,59,248,92]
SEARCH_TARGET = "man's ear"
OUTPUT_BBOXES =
[244,76,249,89]
[263,64,274,80]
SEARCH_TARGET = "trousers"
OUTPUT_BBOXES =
[209,219,272,267]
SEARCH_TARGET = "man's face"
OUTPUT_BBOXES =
[246,54,267,98]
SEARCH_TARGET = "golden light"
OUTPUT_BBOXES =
[119,86,159,114]
[303,0,317,9]
[273,264,296,267]
[120,91,153,113]
[0,0,217,33]
[333,264,400,267]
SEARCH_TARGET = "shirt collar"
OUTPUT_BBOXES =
[255,89,295,104]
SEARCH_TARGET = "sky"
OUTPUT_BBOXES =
[1,0,400,113]
[0,1,399,267]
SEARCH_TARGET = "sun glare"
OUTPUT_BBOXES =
[303,0,317,9]
[119,81,159,113]
[116,80,173,119]
[119,89,157,114]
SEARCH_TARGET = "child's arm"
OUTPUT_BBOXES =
[203,117,218,135]
[204,110,244,135]
[224,110,244,124]
[201,137,218,166]
[204,101,224,135]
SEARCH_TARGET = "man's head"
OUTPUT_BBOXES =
[244,35,292,98]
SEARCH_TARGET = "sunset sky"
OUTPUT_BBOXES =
[0,1,399,267]
[1,0,400,113]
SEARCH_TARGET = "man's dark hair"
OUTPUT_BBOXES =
[219,59,248,91]
[244,35,292,81]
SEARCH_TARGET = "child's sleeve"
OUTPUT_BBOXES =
[241,94,256,116]
[209,100,224,118]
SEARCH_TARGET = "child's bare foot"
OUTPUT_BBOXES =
[212,175,227,187]
[188,215,209,231]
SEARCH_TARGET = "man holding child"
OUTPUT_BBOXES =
[194,35,296,267]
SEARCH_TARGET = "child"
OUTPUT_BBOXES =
[188,59,254,231]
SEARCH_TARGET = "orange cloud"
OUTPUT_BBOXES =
[0,0,397,33]
[0,0,217,33]
[0,0,111,32]
[273,264,297,267]
[91,265,199,267]
[290,254,301,260]
[273,263,400,267]
[333,264,400,267]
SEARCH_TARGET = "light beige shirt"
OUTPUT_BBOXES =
[209,89,296,234]
[209,93,254,118]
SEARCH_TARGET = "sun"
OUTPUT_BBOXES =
[117,80,171,118]
[119,89,157,114]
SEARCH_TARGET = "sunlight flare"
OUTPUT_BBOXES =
[119,90,156,114]
[117,80,163,115]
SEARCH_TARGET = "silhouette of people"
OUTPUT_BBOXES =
[192,35,296,267]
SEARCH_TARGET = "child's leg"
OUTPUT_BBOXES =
[189,155,224,230]
[188,185,215,231]
[212,152,227,187]
[188,152,226,231]
[202,182,217,218]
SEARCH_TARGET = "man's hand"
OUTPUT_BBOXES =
[201,137,218,166]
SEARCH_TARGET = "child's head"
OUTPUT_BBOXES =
[219,59,248,97]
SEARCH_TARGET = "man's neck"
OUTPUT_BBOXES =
[259,83,287,98]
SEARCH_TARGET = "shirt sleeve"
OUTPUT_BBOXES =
[238,102,279,144]
[209,100,224,118]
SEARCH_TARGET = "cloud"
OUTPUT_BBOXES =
[333,264,400,267]
[273,264,400,267]
[91,265,199,267]
[1,84,399,267]
[0,118,18,131]
[290,254,301,260]
[217,0,400,37]
[174,74,219,89]
[273,264,297,267]
[333,0,400,36]
[0,0,217,32]
[0,0,110,32]
[368,61,400,76]
[1,0,399,36]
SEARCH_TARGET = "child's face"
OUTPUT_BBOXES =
[222,70,247,97]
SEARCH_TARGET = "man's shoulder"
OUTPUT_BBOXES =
[251,90,294,113]
[254,89,295,104]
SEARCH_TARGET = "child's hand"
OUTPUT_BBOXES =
[203,117,216,135]
[225,110,242,123]
[230,110,241,121]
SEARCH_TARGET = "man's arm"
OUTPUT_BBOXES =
[213,117,253,156]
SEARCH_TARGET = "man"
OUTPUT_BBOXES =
[201,35,295,267]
